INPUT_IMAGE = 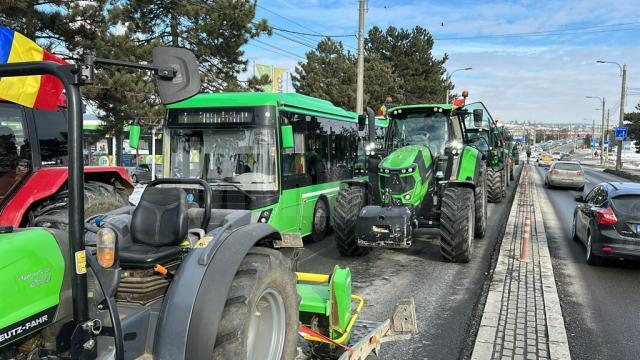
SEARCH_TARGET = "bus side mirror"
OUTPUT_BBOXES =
[129,123,141,149]
[473,109,483,127]
[153,47,200,105]
[358,114,366,131]
[281,125,294,149]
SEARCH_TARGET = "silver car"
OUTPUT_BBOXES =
[544,161,585,191]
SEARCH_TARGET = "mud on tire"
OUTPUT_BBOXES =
[333,186,369,257]
[486,167,503,203]
[440,187,475,263]
[30,181,130,229]
[212,247,298,360]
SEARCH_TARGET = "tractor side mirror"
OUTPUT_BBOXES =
[129,122,141,149]
[358,114,366,131]
[574,195,585,203]
[366,107,376,142]
[281,125,294,149]
[152,47,200,105]
[473,109,483,127]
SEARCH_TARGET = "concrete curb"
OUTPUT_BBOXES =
[531,174,571,359]
[471,165,571,360]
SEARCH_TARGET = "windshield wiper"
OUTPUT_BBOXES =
[208,179,256,201]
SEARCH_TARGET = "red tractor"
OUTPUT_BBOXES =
[0,101,132,228]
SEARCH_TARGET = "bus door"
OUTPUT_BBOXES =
[279,113,309,234]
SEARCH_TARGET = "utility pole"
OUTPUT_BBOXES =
[616,64,627,171]
[355,0,366,114]
[600,97,605,165]
[605,109,610,164]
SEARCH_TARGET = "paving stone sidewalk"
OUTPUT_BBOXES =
[471,165,570,360]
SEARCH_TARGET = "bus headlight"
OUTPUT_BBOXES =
[97,228,117,268]
[258,209,273,223]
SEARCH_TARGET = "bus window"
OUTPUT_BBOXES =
[280,112,310,189]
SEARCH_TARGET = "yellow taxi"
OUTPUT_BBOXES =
[537,152,554,167]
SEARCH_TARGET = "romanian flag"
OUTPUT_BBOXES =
[0,25,68,110]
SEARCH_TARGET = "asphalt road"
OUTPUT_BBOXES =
[297,166,522,359]
[534,159,640,360]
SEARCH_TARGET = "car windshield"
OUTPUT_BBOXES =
[554,163,581,171]
[170,127,277,191]
[387,111,450,156]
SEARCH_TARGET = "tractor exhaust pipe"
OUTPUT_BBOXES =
[366,107,376,143]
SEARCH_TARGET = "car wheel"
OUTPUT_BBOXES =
[585,230,602,266]
[571,215,580,242]
[577,185,584,192]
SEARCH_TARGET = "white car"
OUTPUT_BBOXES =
[544,161,585,191]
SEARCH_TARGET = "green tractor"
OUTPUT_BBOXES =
[0,43,413,360]
[333,95,488,262]
[463,109,512,203]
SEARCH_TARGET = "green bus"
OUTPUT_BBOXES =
[163,92,387,242]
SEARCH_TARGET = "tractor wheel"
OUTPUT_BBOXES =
[510,162,515,181]
[474,167,487,238]
[486,167,503,203]
[309,198,329,243]
[213,247,298,360]
[334,186,369,257]
[440,187,475,263]
[30,181,129,229]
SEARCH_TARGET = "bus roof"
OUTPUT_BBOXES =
[167,92,358,121]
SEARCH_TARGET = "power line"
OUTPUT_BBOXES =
[269,24,356,38]
[435,22,640,41]
[249,39,305,61]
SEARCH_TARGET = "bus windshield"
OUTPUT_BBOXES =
[387,111,449,156]
[170,127,277,191]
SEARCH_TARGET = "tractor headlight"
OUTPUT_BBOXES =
[404,193,412,200]
[97,228,117,268]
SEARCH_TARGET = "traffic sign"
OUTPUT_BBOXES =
[615,127,628,141]
[603,141,611,147]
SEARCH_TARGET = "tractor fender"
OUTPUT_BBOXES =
[0,166,131,227]
[440,179,476,191]
[341,179,371,191]
[152,223,281,360]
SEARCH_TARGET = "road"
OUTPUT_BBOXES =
[297,166,522,359]
[534,155,640,360]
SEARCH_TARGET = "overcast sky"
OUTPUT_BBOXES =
[245,0,640,125]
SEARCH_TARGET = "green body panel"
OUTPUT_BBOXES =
[329,266,352,339]
[297,284,330,315]
[457,146,479,181]
[296,266,353,341]
[0,229,64,329]
[378,145,432,207]
[263,181,342,235]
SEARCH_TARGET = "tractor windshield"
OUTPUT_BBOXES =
[169,127,277,191]
[387,111,450,156]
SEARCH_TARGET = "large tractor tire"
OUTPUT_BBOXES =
[440,187,475,263]
[213,247,298,360]
[30,181,129,229]
[334,186,369,257]
[474,167,487,238]
[486,167,504,203]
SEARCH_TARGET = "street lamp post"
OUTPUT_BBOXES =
[586,96,605,165]
[597,60,627,171]
[445,67,472,104]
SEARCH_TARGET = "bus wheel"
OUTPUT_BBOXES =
[310,199,329,243]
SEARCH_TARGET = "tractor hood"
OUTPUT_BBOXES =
[379,145,431,170]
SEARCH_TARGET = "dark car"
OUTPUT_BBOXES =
[572,182,640,265]
[130,164,162,183]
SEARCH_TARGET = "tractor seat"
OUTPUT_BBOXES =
[119,187,188,268]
